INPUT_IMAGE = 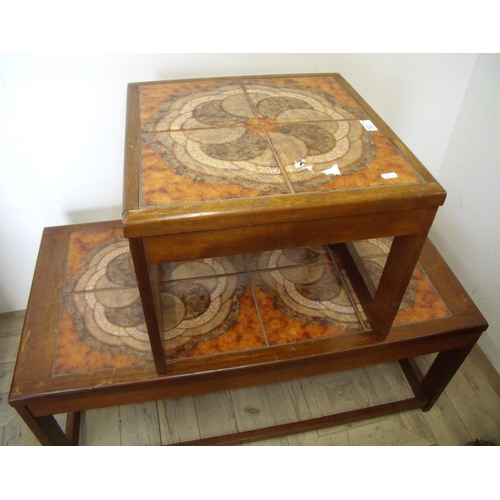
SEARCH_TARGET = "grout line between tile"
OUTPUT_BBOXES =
[160,258,343,285]
[241,83,296,194]
[326,244,370,332]
[416,263,452,318]
[246,270,270,348]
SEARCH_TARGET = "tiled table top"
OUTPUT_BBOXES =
[54,225,450,377]
[127,74,425,211]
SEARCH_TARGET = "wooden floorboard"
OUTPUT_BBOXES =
[1,310,499,446]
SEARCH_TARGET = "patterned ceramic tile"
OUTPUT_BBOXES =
[175,274,267,359]
[55,233,265,374]
[266,123,423,194]
[54,301,149,375]
[135,75,424,207]
[57,232,151,374]
[160,255,246,281]
[338,253,451,327]
[54,228,450,376]
[251,263,365,346]
[140,125,290,206]
[139,80,246,130]
[160,272,265,358]
[242,76,369,121]
[64,228,128,291]
[351,238,393,258]
[245,245,332,271]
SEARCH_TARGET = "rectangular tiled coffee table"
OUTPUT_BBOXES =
[9,220,488,445]
[122,73,447,373]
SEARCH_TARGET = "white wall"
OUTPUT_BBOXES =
[0,55,481,325]
[430,54,500,372]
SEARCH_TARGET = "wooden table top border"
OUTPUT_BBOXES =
[9,314,487,398]
[122,183,446,237]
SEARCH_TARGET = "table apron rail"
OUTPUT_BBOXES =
[10,327,483,418]
[142,207,430,264]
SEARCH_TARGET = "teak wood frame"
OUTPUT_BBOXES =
[122,74,447,374]
[8,221,488,446]
[11,337,484,446]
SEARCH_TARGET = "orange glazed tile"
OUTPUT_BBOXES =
[57,230,156,373]
[159,273,265,359]
[140,127,290,206]
[377,256,450,326]
[64,228,126,291]
[55,228,266,374]
[179,282,267,359]
[393,263,451,326]
[54,302,150,375]
[245,245,333,271]
[160,255,246,281]
[338,253,451,328]
[251,263,365,346]
[139,80,243,130]
[265,123,423,193]
[242,76,369,120]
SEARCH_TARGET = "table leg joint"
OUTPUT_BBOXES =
[399,358,425,396]
[16,406,74,446]
[128,237,167,374]
[330,242,376,322]
[65,411,82,445]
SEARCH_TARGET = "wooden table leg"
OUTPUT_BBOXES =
[65,412,82,446]
[331,209,438,340]
[128,237,167,374]
[16,406,74,446]
[419,338,480,411]
[368,209,438,339]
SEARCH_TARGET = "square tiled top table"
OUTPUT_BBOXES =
[122,73,447,374]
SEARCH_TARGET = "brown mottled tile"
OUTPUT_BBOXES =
[64,228,126,290]
[245,246,332,271]
[54,300,150,376]
[168,274,266,358]
[267,124,423,193]
[351,238,393,258]
[139,80,248,130]
[392,261,451,326]
[140,127,290,207]
[242,76,369,120]
[160,255,246,282]
[56,270,265,371]
[65,236,136,293]
[251,263,364,346]
[179,288,266,359]
[339,254,451,328]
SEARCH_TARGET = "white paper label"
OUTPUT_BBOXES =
[322,164,341,176]
[359,120,378,131]
[381,172,398,179]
